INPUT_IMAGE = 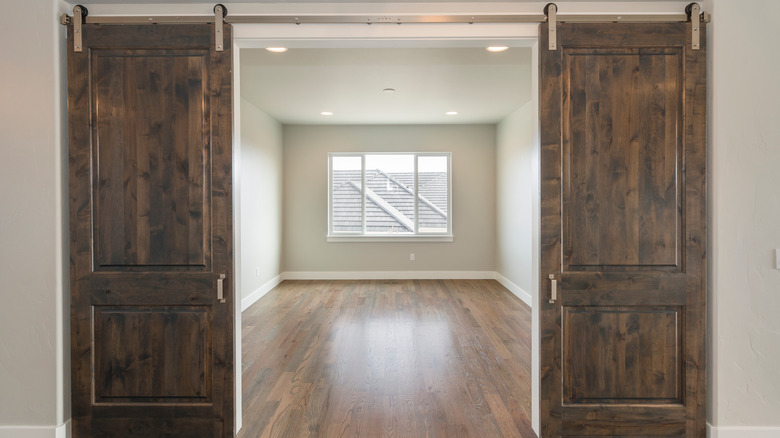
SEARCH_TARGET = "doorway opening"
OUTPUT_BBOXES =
[232,27,541,436]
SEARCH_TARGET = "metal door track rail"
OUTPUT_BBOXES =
[61,3,710,53]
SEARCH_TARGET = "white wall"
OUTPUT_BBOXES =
[705,0,780,434]
[282,124,497,274]
[238,99,283,307]
[0,0,70,434]
[496,102,535,302]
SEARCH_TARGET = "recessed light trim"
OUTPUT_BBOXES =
[383,88,397,93]
[486,46,509,52]
[321,111,334,116]
[266,47,288,53]
[445,111,459,116]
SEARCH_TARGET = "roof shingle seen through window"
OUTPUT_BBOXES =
[332,169,448,233]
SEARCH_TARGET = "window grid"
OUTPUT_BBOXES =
[328,152,451,238]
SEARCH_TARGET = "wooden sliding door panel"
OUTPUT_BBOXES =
[93,50,210,270]
[68,23,234,437]
[563,305,681,403]
[94,306,212,403]
[563,49,682,270]
[540,21,706,437]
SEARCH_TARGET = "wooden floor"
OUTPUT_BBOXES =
[239,280,535,438]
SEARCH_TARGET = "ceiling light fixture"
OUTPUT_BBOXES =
[486,46,509,52]
[321,111,334,116]
[383,88,396,93]
[445,111,459,116]
[266,47,288,53]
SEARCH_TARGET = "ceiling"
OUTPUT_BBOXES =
[240,47,532,125]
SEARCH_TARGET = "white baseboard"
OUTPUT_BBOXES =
[708,423,780,437]
[0,421,70,438]
[494,273,533,307]
[281,271,496,280]
[241,274,283,311]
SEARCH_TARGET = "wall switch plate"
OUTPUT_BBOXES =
[410,253,415,261]
[776,249,780,270]
[256,268,260,277]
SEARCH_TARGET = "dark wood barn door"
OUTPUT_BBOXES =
[68,24,234,437]
[539,22,706,437]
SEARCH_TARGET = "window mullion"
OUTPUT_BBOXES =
[414,154,419,235]
[361,155,366,235]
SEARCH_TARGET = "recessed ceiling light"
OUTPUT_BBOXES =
[383,88,396,93]
[321,111,334,116]
[266,47,288,53]
[486,46,509,52]
[445,111,459,116]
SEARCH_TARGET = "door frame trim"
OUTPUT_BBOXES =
[231,24,542,434]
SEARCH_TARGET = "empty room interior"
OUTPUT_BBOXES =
[235,45,538,436]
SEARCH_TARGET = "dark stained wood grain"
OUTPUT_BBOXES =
[93,50,210,269]
[562,405,686,436]
[563,48,682,270]
[540,22,707,437]
[68,23,234,437]
[563,306,681,403]
[539,21,564,438]
[94,306,211,402]
[239,280,535,438]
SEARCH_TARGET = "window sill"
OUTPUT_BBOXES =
[327,235,453,243]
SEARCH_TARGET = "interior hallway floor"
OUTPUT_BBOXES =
[239,279,535,438]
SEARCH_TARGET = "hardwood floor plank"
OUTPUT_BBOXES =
[239,280,535,438]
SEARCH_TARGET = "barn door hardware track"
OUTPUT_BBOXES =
[544,2,710,51]
[61,3,710,53]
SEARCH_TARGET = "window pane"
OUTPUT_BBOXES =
[417,156,448,233]
[364,155,415,234]
[331,156,362,232]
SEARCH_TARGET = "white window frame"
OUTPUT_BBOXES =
[328,152,453,242]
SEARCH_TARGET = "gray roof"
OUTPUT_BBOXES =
[332,169,448,234]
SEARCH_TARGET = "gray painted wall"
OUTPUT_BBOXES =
[496,102,534,295]
[239,99,283,299]
[704,0,780,430]
[282,124,497,273]
[0,0,69,429]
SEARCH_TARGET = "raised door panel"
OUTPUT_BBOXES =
[563,306,681,404]
[563,49,682,271]
[93,50,210,270]
[94,306,211,404]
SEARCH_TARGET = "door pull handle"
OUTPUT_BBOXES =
[548,274,557,304]
[217,274,226,303]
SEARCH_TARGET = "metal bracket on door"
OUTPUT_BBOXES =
[688,3,701,50]
[72,5,87,52]
[545,3,558,51]
[214,4,226,52]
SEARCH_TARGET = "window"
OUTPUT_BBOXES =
[329,153,451,240]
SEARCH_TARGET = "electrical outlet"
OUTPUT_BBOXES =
[410,253,415,261]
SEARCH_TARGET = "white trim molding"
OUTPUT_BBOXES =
[708,424,780,438]
[281,271,496,281]
[0,421,70,438]
[494,273,533,307]
[241,274,283,312]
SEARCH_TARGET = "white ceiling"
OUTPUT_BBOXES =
[240,47,532,125]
